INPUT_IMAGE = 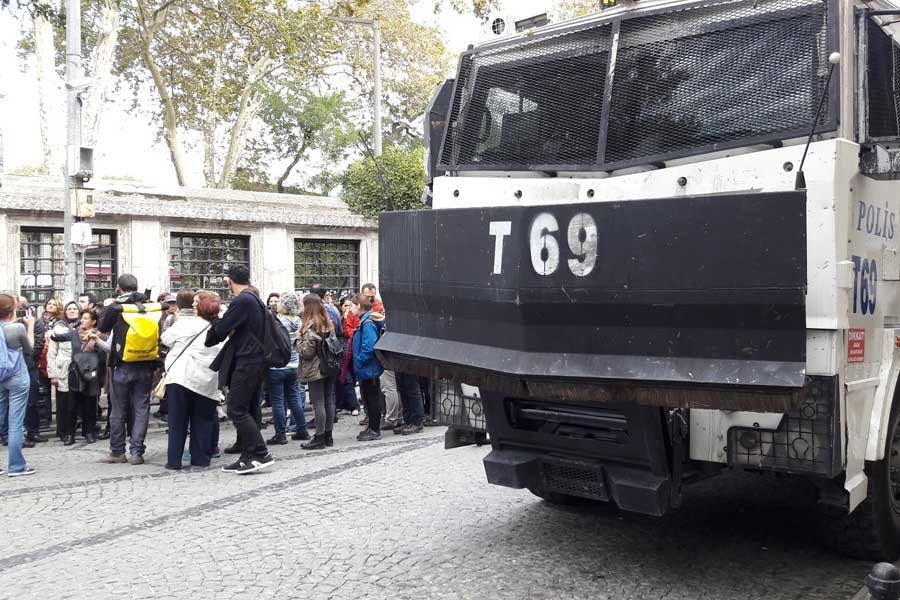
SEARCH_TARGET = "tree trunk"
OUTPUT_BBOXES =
[137,0,189,186]
[81,0,121,149]
[276,152,303,194]
[33,2,62,175]
[202,50,223,187]
[217,54,271,189]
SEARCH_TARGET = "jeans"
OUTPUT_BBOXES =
[109,363,153,457]
[167,384,218,467]
[0,359,31,473]
[396,372,425,425]
[335,379,360,412]
[308,376,335,434]
[359,378,383,434]
[227,361,269,461]
[268,368,306,438]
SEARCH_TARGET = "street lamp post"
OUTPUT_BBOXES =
[329,16,382,156]
[63,0,83,301]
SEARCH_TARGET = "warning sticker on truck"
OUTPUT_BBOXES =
[848,328,866,363]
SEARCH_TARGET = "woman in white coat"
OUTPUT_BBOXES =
[47,302,80,442]
[160,289,224,469]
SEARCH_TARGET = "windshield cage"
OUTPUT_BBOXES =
[438,0,838,173]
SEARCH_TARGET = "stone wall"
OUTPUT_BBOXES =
[0,176,379,300]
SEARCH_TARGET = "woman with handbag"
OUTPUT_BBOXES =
[51,308,107,445]
[298,294,337,450]
[160,289,224,469]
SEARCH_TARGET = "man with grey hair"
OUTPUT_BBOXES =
[265,291,309,444]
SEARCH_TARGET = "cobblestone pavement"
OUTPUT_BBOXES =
[0,415,871,599]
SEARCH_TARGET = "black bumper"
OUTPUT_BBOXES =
[378,191,807,411]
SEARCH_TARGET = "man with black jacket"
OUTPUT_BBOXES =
[98,274,156,465]
[206,265,274,474]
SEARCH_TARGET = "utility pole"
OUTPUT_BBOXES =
[63,0,83,301]
[372,17,381,156]
[328,15,382,156]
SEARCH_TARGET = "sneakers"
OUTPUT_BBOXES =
[100,453,128,464]
[401,422,424,435]
[291,429,310,441]
[128,455,145,465]
[357,428,381,442]
[221,459,242,473]
[267,435,288,445]
[212,446,221,458]
[8,467,35,477]
[223,444,241,455]
[182,451,191,461]
[26,434,48,443]
[351,409,360,417]
[235,455,275,475]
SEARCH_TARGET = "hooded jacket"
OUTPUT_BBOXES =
[352,310,385,382]
[343,298,384,340]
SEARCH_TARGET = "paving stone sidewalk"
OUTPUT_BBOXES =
[1,415,872,599]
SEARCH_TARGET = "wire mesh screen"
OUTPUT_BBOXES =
[432,380,487,432]
[443,24,612,168]
[866,20,900,139]
[606,0,830,165]
[439,0,834,172]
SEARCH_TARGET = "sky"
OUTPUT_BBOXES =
[0,0,557,190]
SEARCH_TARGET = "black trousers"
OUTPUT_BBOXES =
[227,362,268,461]
[25,366,40,437]
[359,378,383,433]
[55,390,71,438]
[68,391,98,438]
[167,384,218,467]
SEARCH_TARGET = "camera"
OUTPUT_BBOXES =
[15,309,27,318]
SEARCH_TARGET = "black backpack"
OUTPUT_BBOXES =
[319,330,343,377]
[248,296,292,369]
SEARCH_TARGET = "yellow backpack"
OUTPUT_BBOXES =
[120,302,164,362]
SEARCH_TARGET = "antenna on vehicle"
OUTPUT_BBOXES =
[795,52,840,190]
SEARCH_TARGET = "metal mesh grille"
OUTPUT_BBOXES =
[444,24,612,168]
[729,377,838,476]
[541,462,606,499]
[440,0,833,172]
[606,0,829,165]
[432,380,487,432]
[866,20,900,139]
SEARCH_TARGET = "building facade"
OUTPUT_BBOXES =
[0,176,379,304]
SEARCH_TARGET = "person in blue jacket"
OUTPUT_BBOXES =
[351,294,385,442]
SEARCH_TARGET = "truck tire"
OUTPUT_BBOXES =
[821,396,900,560]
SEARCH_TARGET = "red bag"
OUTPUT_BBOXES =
[38,342,49,378]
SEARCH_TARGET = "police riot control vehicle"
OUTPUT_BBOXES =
[376,0,900,559]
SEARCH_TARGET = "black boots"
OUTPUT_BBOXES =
[301,433,327,450]
[64,435,76,446]
[324,431,333,447]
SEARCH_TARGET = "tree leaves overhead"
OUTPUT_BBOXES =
[431,0,499,22]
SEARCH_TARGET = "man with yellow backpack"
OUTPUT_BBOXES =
[98,274,164,465]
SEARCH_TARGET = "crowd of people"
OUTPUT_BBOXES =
[0,266,433,478]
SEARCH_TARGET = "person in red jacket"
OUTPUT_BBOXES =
[343,283,384,340]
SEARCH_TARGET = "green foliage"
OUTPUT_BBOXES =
[432,0,499,21]
[254,87,355,192]
[341,145,425,218]
[1,0,56,18]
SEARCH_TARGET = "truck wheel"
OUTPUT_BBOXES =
[822,397,900,560]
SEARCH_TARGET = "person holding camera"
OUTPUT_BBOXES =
[0,293,36,477]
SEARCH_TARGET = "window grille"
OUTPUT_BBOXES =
[294,239,360,297]
[169,233,250,300]
[19,227,118,304]
[865,18,900,140]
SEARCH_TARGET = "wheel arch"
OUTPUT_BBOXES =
[864,331,900,461]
